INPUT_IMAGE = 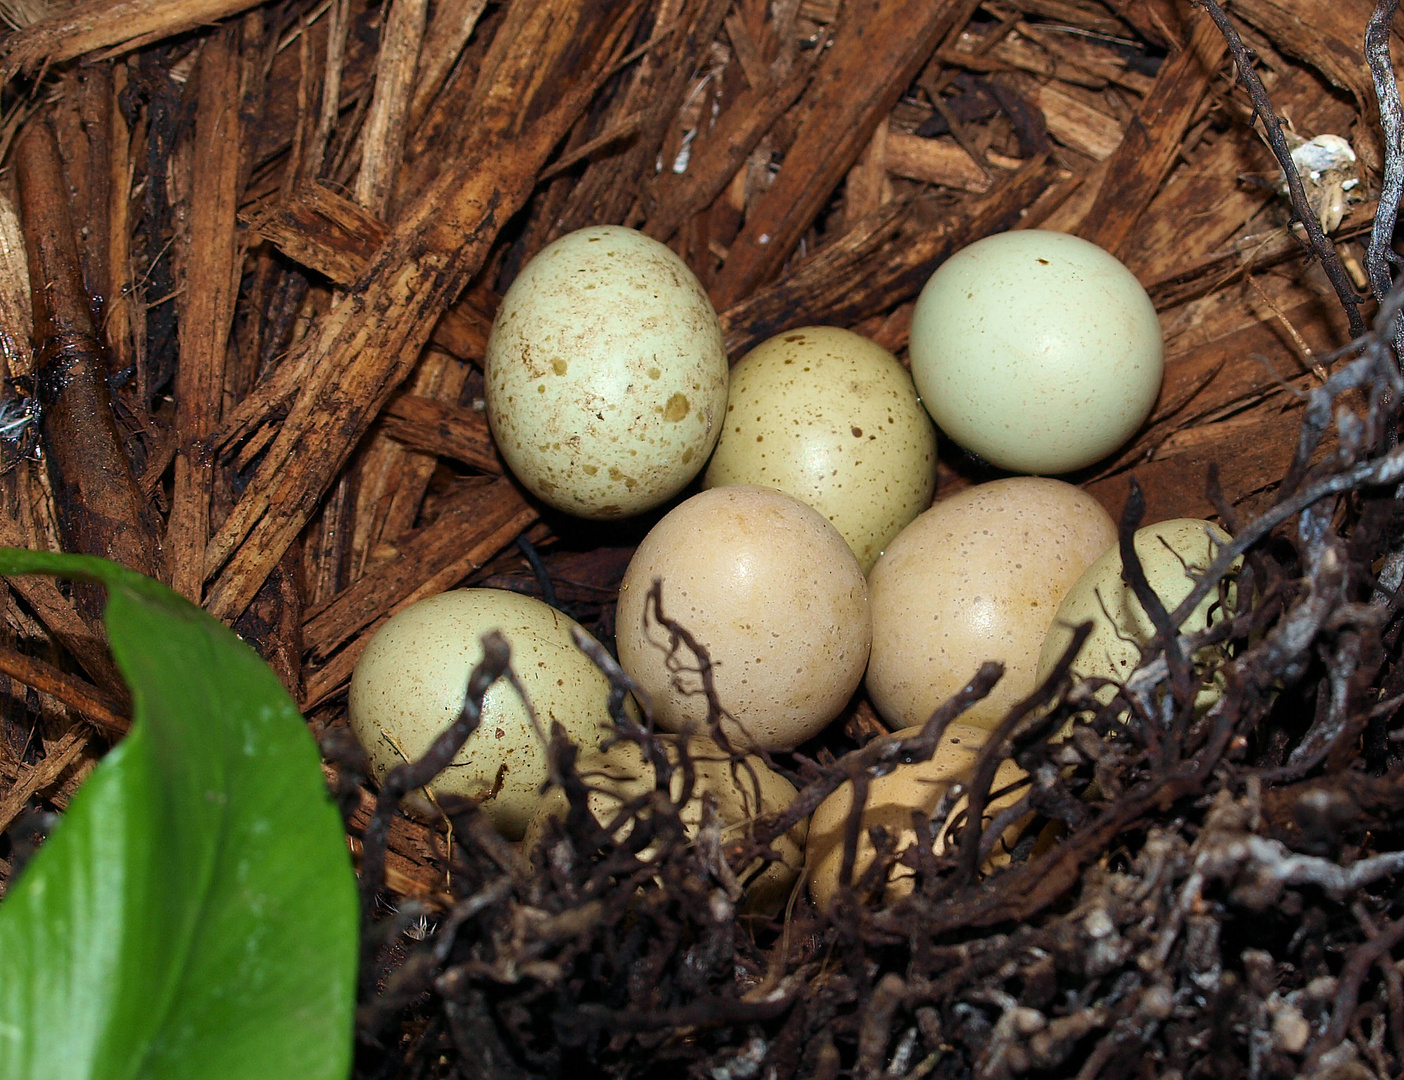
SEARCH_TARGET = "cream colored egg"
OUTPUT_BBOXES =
[485,225,728,519]
[616,485,871,751]
[702,326,938,573]
[866,477,1116,732]
[523,734,807,914]
[909,230,1163,474]
[1036,517,1237,703]
[805,722,1027,909]
[348,589,628,839]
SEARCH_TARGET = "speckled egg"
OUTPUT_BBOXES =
[866,478,1117,732]
[805,722,1028,908]
[908,229,1163,474]
[523,734,808,914]
[616,485,871,751]
[485,225,728,519]
[1036,517,1237,705]
[702,326,938,573]
[348,588,629,839]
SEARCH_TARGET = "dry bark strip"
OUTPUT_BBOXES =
[202,0,640,623]
[242,182,495,362]
[548,0,731,241]
[0,0,271,78]
[355,0,429,218]
[379,393,502,473]
[641,62,813,244]
[0,643,127,739]
[14,118,158,607]
[0,725,89,836]
[1074,7,1228,257]
[168,26,244,603]
[718,155,1060,357]
[1230,0,1384,108]
[708,0,970,310]
[303,474,534,663]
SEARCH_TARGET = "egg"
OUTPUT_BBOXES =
[866,477,1116,732]
[485,225,729,519]
[805,722,1028,909]
[702,326,938,573]
[523,734,807,914]
[616,485,871,751]
[908,229,1163,474]
[348,588,629,839]
[1036,517,1237,706]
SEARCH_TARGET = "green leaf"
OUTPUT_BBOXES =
[0,550,358,1080]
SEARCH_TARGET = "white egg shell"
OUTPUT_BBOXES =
[1036,517,1237,701]
[616,485,872,752]
[866,477,1117,732]
[523,734,808,914]
[702,326,938,573]
[485,225,729,519]
[805,722,1028,909]
[908,229,1163,474]
[348,588,627,839]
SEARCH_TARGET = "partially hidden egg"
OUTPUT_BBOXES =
[908,229,1163,474]
[1035,517,1238,706]
[485,225,729,519]
[703,326,938,573]
[866,477,1117,732]
[523,734,807,914]
[616,485,871,751]
[805,722,1028,909]
[348,588,630,839]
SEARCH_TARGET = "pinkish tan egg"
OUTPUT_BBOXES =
[616,485,871,751]
[866,477,1116,732]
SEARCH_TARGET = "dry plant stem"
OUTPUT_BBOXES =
[201,0,641,623]
[0,641,127,738]
[1366,0,1404,310]
[708,0,966,310]
[50,66,114,343]
[14,118,157,604]
[948,622,1093,892]
[359,631,511,916]
[748,660,1007,853]
[1316,915,1404,1068]
[1199,0,1366,340]
[168,25,243,603]
[0,0,270,77]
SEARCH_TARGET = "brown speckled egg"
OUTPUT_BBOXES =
[348,589,628,839]
[702,326,938,573]
[866,478,1116,732]
[485,225,728,519]
[616,485,871,751]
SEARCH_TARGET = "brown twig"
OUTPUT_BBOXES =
[1198,0,1366,339]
